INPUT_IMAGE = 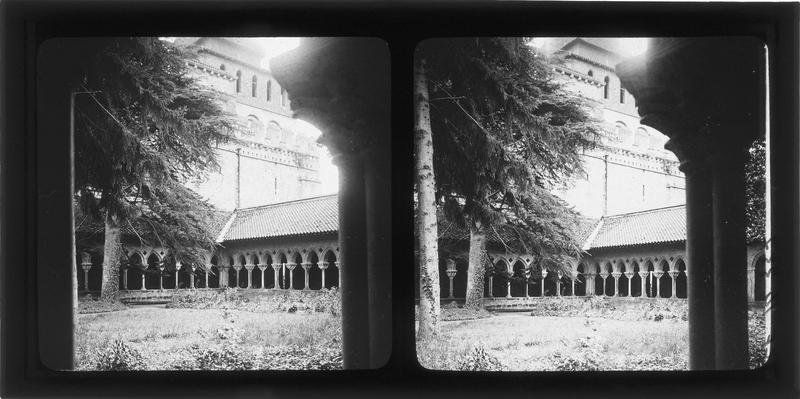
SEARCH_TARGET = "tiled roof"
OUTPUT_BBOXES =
[219,194,338,242]
[585,205,686,249]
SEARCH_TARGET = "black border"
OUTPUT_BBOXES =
[2,1,798,398]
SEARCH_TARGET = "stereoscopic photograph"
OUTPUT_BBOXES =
[414,37,769,371]
[39,36,390,371]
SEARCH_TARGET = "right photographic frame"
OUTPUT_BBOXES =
[414,37,769,372]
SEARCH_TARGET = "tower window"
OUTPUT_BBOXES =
[252,75,258,97]
[219,64,226,71]
[267,80,272,102]
[588,70,594,77]
[603,76,610,99]
[235,70,242,93]
[620,88,626,104]
[281,87,287,107]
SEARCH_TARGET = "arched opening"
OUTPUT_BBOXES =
[145,253,161,289]
[604,263,615,296]
[619,88,626,104]
[631,262,642,297]
[603,76,610,99]
[323,250,339,289]
[659,260,672,298]
[267,80,272,102]
[307,251,322,290]
[227,256,237,288]
[644,260,655,297]
[492,260,509,297]
[209,256,220,289]
[511,260,527,297]
[262,253,275,289]
[544,269,558,297]
[575,264,587,296]
[251,254,262,288]
[754,255,766,301]
[237,254,248,288]
[251,75,258,97]
[618,266,629,297]
[676,258,687,298]
[594,265,604,296]
[126,253,144,290]
[634,127,649,148]
[277,253,289,289]
[291,252,305,290]
[615,122,631,144]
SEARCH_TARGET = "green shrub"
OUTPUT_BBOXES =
[78,295,129,314]
[92,339,146,371]
[457,345,505,371]
[260,344,342,370]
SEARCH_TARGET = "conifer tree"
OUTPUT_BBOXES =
[70,38,235,300]
[417,38,601,309]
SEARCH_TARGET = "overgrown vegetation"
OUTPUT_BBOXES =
[166,287,341,316]
[78,295,130,314]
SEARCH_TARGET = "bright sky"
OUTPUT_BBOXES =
[252,37,339,195]
[529,37,650,58]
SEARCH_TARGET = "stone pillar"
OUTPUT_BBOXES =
[79,253,92,292]
[158,262,165,290]
[711,141,749,369]
[258,264,267,289]
[675,138,716,370]
[540,270,548,297]
[506,279,512,298]
[570,278,575,297]
[190,265,196,289]
[140,268,146,291]
[272,264,282,289]
[747,266,755,302]
[586,273,595,296]
[204,267,210,289]
[556,271,563,297]
[487,276,493,297]
[624,272,634,297]
[320,262,329,288]
[244,263,255,289]
[219,265,229,288]
[122,268,128,290]
[599,273,608,296]
[445,260,457,299]
[301,262,312,290]
[654,271,663,298]
[669,270,679,298]
[638,271,648,297]
[611,272,621,297]
[233,265,242,288]
[286,263,297,290]
[175,262,181,289]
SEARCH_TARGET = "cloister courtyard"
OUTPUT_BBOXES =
[416,297,768,371]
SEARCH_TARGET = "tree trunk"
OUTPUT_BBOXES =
[464,225,487,309]
[414,56,440,340]
[100,215,123,301]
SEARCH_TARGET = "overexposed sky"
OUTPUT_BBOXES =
[254,38,339,195]
[529,37,650,58]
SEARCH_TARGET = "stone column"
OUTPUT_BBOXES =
[611,272,621,297]
[122,268,128,290]
[286,262,297,290]
[79,253,92,292]
[190,265,196,289]
[638,271,648,297]
[599,272,609,296]
[747,266,755,302]
[653,271,663,298]
[140,267,146,291]
[271,264,282,289]
[244,263,255,289]
[711,141,749,369]
[219,265,229,288]
[487,276,493,297]
[669,270,679,298]
[506,279,512,298]
[175,262,181,289]
[258,264,267,289]
[556,271,563,297]
[586,273,595,296]
[320,262,329,288]
[301,262,312,290]
[204,267,210,289]
[624,272,634,297]
[570,278,575,297]
[158,263,165,290]
[445,260,457,299]
[540,270,548,297]
[233,264,242,288]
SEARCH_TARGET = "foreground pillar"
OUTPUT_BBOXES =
[301,262,312,290]
[653,271,663,297]
[272,264,281,289]
[320,262,328,288]
[711,142,749,369]
[638,271,647,297]
[245,263,254,289]
[611,272,621,297]
[233,265,242,288]
[258,264,267,289]
[286,262,297,289]
[624,272,634,297]
[669,271,678,298]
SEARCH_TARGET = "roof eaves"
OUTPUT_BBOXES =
[215,212,238,243]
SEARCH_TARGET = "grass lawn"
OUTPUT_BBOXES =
[418,313,688,371]
[417,298,767,371]
[76,305,341,370]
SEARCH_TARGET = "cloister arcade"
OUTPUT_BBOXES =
[77,245,340,294]
[439,243,766,303]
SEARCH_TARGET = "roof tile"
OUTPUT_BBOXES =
[587,205,686,249]
[221,194,338,241]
